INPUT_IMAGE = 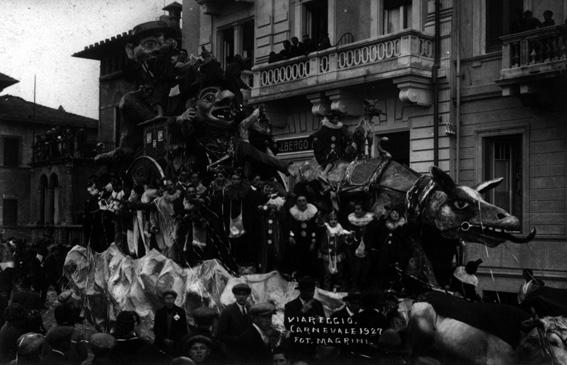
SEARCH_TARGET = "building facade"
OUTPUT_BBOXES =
[0,87,97,243]
[183,0,567,298]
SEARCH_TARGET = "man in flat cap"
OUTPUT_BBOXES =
[284,276,325,360]
[89,332,116,365]
[332,291,361,319]
[13,332,44,365]
[153,289,188,356]
[43,326,75,365]
[110,310,168,365]
[235,302,279,365]
[184,334,213,364]
[215,283,251,346]
[189,307,218,338]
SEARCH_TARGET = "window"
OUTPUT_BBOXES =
[383,0,412,34]
[218,19,255,70]
[3,199,17,226]
[378,131,410,166]
[3,136,20,166]
[483,134,522,226]
[485,0,523,53]
[304,0,328,45]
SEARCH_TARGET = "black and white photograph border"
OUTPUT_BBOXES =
[0,0,567,364]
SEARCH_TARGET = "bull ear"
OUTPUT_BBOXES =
[430,166,456,192]
[473,178,504,193]
[125,43,135,60]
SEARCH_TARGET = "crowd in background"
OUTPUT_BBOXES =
[268,34,331,64]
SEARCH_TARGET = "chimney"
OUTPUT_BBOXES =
[162,2,182,28]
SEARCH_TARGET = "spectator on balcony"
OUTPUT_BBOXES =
[290,36,304,58]
[520,10,541,31]
[542,10,555,27]
[278,40,293,59]
[317,33,331,51]
[302,34,315,54]
[268,51,282,64]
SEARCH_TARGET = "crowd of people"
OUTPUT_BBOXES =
[268,34,331,64]
[32,128,92,164]
[512,9,558,33]
[0,272,408,365]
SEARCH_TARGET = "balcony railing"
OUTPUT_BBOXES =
[500,25,567,80]
[251,30,434,101]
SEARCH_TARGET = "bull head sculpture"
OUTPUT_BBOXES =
[419,167,535,247]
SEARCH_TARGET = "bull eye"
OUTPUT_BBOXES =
[454,200,469,210]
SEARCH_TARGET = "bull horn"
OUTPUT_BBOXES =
[508,228,537,243]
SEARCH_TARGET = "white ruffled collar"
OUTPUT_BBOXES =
[322,118,343,130]
[289,203,318,221]
[348,212,374,227]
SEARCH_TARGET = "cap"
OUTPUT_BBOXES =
[162,290,178,299]
[46,326,75,352]
[130,21,181,43]
[296,276,316,291]
[89,333,116,353]
[16,333,44,357]
[249,302,276,317]
[184,334,212,348]
[232,283,251,295]
[192,307,218,324]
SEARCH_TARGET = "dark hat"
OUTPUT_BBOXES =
[16,333,44,357]
[89,333,116,353]
[296,276,316,291]
[232,283,251,295]
[185,334,212,348]
[162,290,178,299]
[130,21,181,43]
[46,326,75,352]
[465,259,483,275]
[343,291,362,302]
[249,302,276,317]
[192,307,218,324]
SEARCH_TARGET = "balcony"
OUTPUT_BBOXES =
[251,30,434,106]
[498,25,567,95]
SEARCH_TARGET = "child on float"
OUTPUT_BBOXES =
[319,210,351,291]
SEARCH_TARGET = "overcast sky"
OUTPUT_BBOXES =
[0,0,172,119]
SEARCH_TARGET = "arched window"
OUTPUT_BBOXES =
[48,173,59,225]
[39,175,48,224]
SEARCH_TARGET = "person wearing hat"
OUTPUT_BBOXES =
[451,259,483,302]
[51,302,88,365]
[109,310,168,365]
[309,109,353,181]
[43,326,75,365]
[0,303,28,364]
[10,332,44,365]
[235,303,279,365]
[89,333,116,365]
[188,307,218,338]
[332,291,361,319]
[153,290,188,356]
[215,283,251,351]
[284,276,324,360]
[183,335,212,364]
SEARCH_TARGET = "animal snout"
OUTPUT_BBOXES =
[497,215,520,229]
